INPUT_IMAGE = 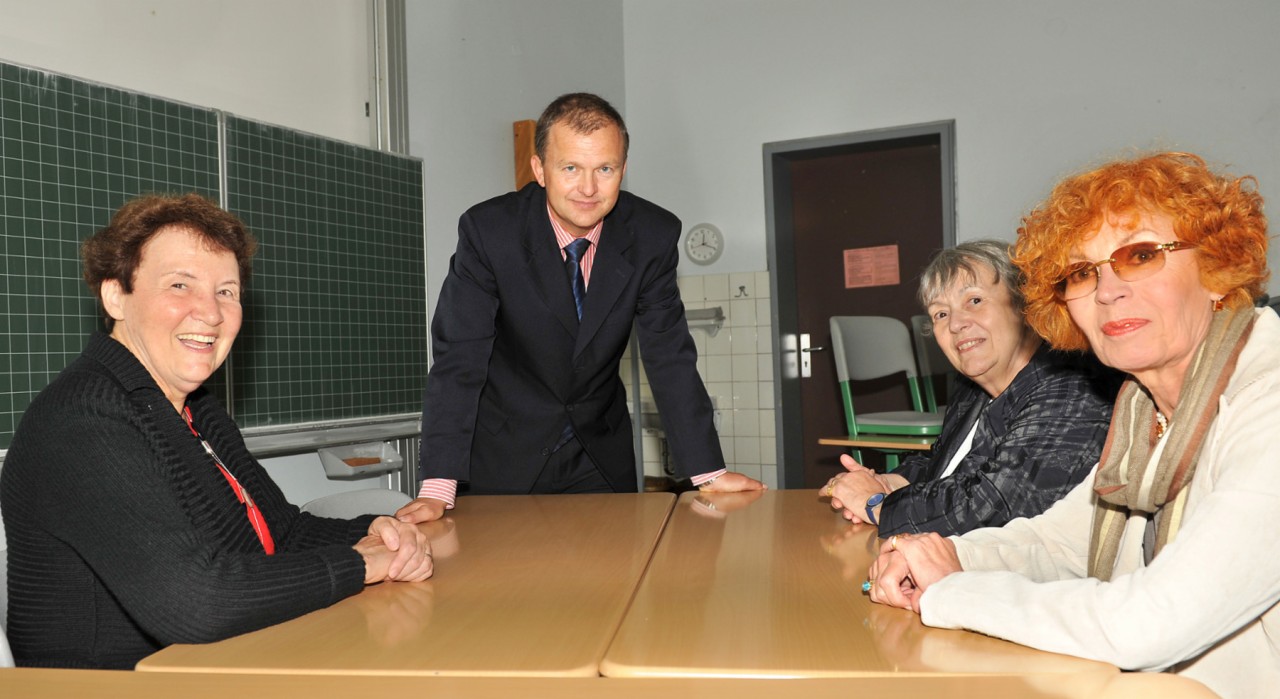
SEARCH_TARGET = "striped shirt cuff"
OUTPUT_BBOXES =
[691,469,727,487]
[417,479,458,508]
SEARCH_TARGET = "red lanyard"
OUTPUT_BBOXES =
[182,406,276,555]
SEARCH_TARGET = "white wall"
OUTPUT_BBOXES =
[621,0,1280,278]
[0,0,372,146]
[405,0,626,321]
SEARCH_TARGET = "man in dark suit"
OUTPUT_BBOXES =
[397,93,764,523]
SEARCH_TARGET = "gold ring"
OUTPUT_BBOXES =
[823,483,834,497]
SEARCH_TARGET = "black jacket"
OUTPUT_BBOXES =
[878,346,1120,537]
[2,333,371,669]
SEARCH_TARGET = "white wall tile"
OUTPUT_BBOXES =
[755,271,772,298]
[735,408,761,437]
[760,408,776,438]
[728,272,756,299]
[704,274,730,301]
[719,436,735,462]
[706,328,733,356]
[705,381,732,406]
[732,380,759,410]
[752,353,773,381]
[757,435,778,483]
[730,298,757,327]
[716,408,736,437]
[734,436,761,464]
[731,353,758,383]
[758,380,775,410]
[678,275,705,302]
[756,329,773,354]
[730,326,757,356]
[706,355,734,383]
[755,297,771,326]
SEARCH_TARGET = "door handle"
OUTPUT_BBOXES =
[800,333,823,378]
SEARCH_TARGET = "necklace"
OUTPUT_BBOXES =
[1155,411,1169,439]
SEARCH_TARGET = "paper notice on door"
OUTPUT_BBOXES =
[843,244,901,289]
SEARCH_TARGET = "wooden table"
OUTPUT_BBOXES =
[137,492,675,676]
[600,490,1113,678]
[819,435,935,450]
[0,667,1222,699]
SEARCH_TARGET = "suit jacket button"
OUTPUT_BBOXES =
[540,447,550,456]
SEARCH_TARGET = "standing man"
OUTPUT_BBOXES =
[397,93,764,523]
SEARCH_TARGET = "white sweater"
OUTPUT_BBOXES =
[921,308,1280,699]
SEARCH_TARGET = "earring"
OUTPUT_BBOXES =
[1212,298,1225,312]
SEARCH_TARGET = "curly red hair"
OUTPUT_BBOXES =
[1013,152,1269,351]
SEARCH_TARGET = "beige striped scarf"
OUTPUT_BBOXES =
[1087,306,1256,581]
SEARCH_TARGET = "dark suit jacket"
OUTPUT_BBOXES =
[419,183,724,493]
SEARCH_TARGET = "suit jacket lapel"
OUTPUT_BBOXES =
[523,197,581,337]
[574,214,634,357]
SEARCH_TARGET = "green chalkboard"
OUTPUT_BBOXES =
[0,61,425,450]
[226,117,426,429]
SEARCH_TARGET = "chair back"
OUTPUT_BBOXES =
[910,314,954,412]
[828,316,927,427]
[828,316,920,383]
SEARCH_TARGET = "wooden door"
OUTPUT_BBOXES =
[765,123,955,489]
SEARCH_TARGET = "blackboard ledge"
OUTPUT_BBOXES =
[243,415,420,459]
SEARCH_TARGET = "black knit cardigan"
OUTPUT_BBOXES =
[2,333,373,669]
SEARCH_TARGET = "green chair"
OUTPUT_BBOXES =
[828,316,944,470]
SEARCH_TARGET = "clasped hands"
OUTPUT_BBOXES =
[821,454,906,524]
[355,515,435,584]
[865,531,962,613]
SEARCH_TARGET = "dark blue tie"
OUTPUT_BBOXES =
[564,238,590,321]
[555,238,591,453]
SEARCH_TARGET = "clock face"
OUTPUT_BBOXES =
[684,223,723,265]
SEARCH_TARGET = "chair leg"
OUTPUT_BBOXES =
[846,447,864,465]
[885,453,900,472]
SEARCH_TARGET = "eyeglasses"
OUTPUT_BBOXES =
[1054,240,1197,301]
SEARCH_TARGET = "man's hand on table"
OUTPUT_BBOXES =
[396,497,449,524]
[697,470,767,493]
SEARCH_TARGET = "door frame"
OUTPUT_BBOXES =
[763,121,956,489]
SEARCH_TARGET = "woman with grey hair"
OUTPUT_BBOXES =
[825,239,1119,536]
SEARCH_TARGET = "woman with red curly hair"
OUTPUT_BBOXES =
[864,153,1276,699]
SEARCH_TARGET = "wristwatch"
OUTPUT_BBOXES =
[864,492,885,525]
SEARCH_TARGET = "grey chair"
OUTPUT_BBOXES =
[301,488,412,519]
[910,314,956,413]
[829,316,944,470]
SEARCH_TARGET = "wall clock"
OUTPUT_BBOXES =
[684,223,724,265]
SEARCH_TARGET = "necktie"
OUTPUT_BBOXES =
[564,238,590,320]
[555,237,592,453]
